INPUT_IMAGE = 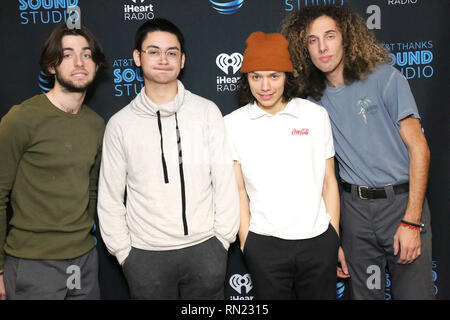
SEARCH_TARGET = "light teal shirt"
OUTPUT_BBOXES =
[311,64,420,187]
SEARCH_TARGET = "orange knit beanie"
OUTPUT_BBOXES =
[241,31,293,73]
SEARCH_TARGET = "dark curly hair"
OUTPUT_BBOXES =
[280,4,390,100]
[237,72,299,106]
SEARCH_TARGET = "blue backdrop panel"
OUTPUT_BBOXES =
[0,0,448,300]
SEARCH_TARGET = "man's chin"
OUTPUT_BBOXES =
[59,79,95,93]
[55,73,95,93]
[63,84,90,93]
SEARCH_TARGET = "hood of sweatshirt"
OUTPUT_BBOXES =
[128,80,189,236]
[130,80,186,118]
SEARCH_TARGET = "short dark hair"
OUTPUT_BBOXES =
[237,72,299,106]
[134,18,185,53]
[39,24,107,88]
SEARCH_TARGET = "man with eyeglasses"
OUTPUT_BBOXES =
[97,18,239,300]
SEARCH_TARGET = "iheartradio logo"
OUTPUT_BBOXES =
[229,273,253,294]
[291,128,310,135]
[216,52,242,92]
[216,53,243,75]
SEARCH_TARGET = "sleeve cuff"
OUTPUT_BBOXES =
[116,247,132,265]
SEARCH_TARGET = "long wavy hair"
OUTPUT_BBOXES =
[280,4,390,100]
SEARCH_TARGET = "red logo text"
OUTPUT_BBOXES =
[291,128,310,135]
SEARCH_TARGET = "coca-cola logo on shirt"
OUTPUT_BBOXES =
[291,128,310,135]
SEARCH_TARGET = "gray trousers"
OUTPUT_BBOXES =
[122,237,228,300]
[341,185,434,300]
[4,248,100,300]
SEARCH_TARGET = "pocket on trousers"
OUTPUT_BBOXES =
[213,237,228,255]
[13,258,34,295]
[328,224,341,246]
[122,247,135,269]
[242,232,252,255]
[4,256,20,297]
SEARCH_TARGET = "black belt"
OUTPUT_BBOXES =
[341,181,409,200]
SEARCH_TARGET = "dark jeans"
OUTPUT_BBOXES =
[243,224,340,300]
[122,236,228,299]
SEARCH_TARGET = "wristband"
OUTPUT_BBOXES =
[401,219,423,228]
[398,219,424,232]
[0,271,3,275]
[398,222,420,231]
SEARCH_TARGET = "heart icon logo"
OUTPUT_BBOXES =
[229,273,253,294]
[216,53,243,75]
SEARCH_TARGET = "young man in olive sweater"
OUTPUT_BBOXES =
[0,24,107,300]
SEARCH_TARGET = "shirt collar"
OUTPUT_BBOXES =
[247,99,300,120]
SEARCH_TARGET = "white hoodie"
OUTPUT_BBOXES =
[98,81,240,264]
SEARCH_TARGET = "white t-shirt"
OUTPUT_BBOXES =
[224,98,335,240]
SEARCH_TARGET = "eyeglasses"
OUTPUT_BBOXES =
[141,48,181,61]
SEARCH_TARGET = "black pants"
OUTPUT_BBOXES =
[243,224,339,300]
[122,237,228,300]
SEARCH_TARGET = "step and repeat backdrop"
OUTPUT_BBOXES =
[1,0,448,300]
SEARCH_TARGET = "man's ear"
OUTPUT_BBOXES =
[48,66,56,75]
[180,53,185,70]
[133,49,142,67]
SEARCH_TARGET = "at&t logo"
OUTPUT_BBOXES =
[38,70,52,93]
[209,0,244,15]
[113,58,144,97]
[432,260,438,295]
[216,53,242,92]
[229,273,254,300]
[336,281,345,299]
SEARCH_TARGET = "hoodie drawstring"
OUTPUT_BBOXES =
[175,113,188,235]
[156,111,188,235]
[157,110,169,184]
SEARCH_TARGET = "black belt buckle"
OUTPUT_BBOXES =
[358,186,370,200]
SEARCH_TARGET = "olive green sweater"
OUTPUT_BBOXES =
[0,94,105,269]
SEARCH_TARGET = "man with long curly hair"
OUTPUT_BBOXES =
[281,4,433,300]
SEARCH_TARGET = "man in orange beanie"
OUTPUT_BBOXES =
[224,31,348,299]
